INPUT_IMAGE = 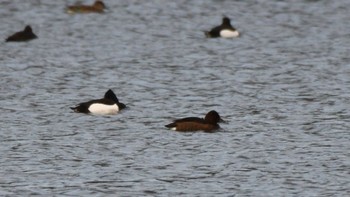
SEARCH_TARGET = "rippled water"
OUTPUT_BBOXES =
[1,0,350,196]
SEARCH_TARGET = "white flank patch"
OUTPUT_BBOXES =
[220,29,239,38]
[88,103,119,115]
[170,127,177,131]
[66,9,74,15]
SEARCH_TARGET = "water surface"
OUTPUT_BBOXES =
[1,0,349,196]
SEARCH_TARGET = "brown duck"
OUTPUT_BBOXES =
[165,110,224,132]
[66,1,106,14]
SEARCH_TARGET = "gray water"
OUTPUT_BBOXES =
[1,0,349,196]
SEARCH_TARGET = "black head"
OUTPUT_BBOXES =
[204,110,224,124]
[24,25,33,33]
[222,17,231,26]
[104,89,126,109]
[104,89,120,103]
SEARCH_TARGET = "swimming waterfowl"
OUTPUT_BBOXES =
[66,0,106,14]
[5,25,37,42]
[205,16,239,38]
[165,110,224,132]
[71,89,126,115]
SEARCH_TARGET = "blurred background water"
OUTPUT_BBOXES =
[0,0,349,196]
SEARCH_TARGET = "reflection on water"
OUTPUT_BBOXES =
[1,0,349,196]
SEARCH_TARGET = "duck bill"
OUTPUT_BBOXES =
[219,118,227,123]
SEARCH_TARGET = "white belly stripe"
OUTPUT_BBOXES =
[220,30,239,38]
[88,103,119,115]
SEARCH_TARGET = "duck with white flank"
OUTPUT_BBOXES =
[71,89,126,115]
[205,16,239,38]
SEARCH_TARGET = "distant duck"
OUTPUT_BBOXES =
[5,25,37,42]
[66,0,106,14]
[165,110,224,132]
[71,89,126,115]
[205,16,239,38]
